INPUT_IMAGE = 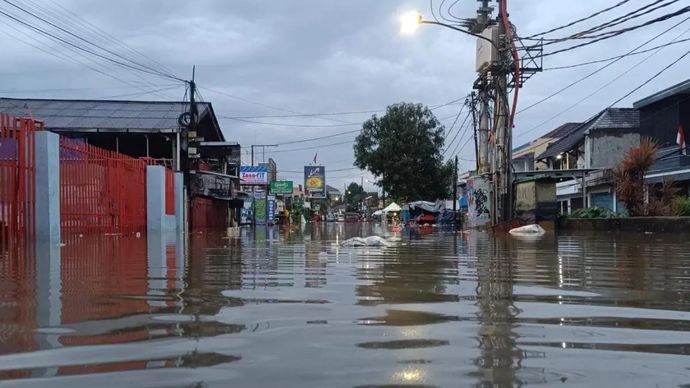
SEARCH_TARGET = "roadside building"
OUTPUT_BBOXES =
[0,97,242,230]
[537,108,640,213]
[512,122,580,172]
[634,79,690,195]
[326,185,342,203]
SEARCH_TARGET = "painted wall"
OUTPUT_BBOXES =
[589,131,640,169]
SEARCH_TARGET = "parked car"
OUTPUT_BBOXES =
[336,214,345,222]
[326,214,337,222]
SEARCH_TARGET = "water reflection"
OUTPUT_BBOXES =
[0,227,690,386]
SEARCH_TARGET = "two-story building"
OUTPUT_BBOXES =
[537,108,640,213]
[634,79,690,196]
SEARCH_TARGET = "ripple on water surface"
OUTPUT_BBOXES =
[1,226,690,386]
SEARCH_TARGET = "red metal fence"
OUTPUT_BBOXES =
[165,168,175,215]
[0,114,41,248]
[60,137,148,235]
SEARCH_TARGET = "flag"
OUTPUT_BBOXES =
[678,125,686,155]
[313,152,318,164]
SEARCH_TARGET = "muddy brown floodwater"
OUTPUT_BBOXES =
[1,224,690,387]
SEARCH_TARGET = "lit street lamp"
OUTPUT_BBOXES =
[399,11,498,49]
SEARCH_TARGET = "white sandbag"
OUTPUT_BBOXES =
[509,224,546,236]
[364,236,390,247]
[341,236,390,247]
[341,237,367,247]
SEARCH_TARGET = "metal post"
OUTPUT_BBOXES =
[251,145,254,166]
[581,172,587,209]
[453,155,458,212]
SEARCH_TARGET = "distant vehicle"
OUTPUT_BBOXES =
[326,214,337,222]
[336,215,345,222]
[344,212,360,223]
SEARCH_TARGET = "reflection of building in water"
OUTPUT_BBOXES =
[474,236,523,386]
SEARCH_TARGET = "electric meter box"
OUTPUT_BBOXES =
[475,25,499,73]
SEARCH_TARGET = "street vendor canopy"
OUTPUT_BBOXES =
[409,201,444,213]
[382,202,402,213]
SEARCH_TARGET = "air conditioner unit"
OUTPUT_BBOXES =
[475,25,499,74]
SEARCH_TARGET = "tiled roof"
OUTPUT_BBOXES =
[0,97,215,132]
[538,108,639,160]
[633,78,690,109]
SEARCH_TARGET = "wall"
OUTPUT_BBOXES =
[560,217,690,233]
[639,95,685,147]
[589,131,640,169]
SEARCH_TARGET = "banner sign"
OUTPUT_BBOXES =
[254,191,267,225]
[240,166,268,185]
[270,180,293,195]
[304,166,326,196]
[267,195,276,223]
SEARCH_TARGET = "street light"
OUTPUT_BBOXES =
[400,11,422,35]
[399,12,498,49]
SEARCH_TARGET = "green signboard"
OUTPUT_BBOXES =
[270,180,293,195]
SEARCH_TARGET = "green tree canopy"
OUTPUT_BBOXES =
[354,102,453,202]
[344,182,366,212]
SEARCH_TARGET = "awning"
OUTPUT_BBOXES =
[382,202,401,213]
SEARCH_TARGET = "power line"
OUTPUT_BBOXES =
[274,129,362,146]
[92,85,181,100]
[609,48,690,107]
[220,116,359,127]
[517,14,690,115]
[448,116,474,157]
[535,0,677,44]
[12,0,179,99]
[267,140,354,154]
[0,0,183,82]
[543,37,690,70]
[540,6,690,57]
[519,24,690,141]
[443,108,470,155]
[40,0,178,77]
[0,21,176,100]
[523,0,631,39]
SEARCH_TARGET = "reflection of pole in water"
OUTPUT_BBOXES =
[474,236,523,386]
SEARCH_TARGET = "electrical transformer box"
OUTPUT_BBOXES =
[475,25,499,73]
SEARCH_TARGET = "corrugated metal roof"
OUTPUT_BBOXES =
[0,97,211,131]
[538,108,639,160]
[633,78,690,109]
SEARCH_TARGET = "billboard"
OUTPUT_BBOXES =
[304,166,325,196]
[254,191,267,225]
[240,166,268,185]
[270,180,293,195]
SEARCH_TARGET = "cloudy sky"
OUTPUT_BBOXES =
[1,0,688,191]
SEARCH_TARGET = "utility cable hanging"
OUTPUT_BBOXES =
[541,6,690,57]
[522,0,631,39]
[517,14,690,115]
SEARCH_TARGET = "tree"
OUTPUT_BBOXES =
[354,102,453,201]
[344,182,366,211]
[613,138,678,216]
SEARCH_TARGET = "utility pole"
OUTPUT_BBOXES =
[250,144,277,166]
[453,155,458,212]
[471,0,517,226]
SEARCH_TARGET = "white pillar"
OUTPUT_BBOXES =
[147,166,166,233]
[35,131,60,244]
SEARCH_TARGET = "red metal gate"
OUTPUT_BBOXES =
[60,138,148,235]
[0,114,40,248]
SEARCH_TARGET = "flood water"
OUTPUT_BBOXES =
[1,224,690,387]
